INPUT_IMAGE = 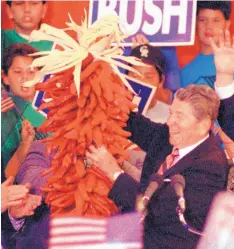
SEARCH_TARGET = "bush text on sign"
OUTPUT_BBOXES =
[89,0,197,46]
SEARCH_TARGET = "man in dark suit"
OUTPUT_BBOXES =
[211,29,234,157]
[86,83,228,249]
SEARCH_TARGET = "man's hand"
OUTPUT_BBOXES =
[9,194,42,219]
[21,120,35,145]
[210,29,234,76]
[132,34,149,48]
[1,177,30,213]
[86,145,122,181]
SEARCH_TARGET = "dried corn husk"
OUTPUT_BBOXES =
[23,11,146,95]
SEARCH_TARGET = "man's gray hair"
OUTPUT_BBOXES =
[175,84,220,125]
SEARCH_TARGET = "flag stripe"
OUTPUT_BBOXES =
[51,223,105,229]
[51,217,106,226]
[51,232,105,238]
[51,226,105,235]
[50,242,142,249]
[50,241,106,248]
[50,235,106,244]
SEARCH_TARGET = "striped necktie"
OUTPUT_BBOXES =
[158,148,180,174]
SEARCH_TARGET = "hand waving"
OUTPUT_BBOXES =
[210,29,234,75]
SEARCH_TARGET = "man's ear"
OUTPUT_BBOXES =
[6,4,13,19]
[41,3,48,19]
[199,119,211,136]
[1,70,10,86]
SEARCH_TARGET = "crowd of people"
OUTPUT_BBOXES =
[1,1,234,249]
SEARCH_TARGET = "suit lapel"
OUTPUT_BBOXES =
[163,135,215,178]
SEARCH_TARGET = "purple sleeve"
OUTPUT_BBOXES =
[16,141,52,196]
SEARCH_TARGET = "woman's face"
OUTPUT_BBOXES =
[4,56,37,101]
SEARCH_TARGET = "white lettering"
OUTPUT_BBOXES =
[119,0,143,35]
[162,0,187,34]
[142,0,162,35]
[97,0,118,19]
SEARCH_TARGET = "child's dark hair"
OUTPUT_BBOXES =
[6,0,46,6]
[197,1,231,20]
[2,43,39,75]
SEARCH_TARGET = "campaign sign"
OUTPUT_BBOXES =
[127,76,156,115]
[89,0,197,46]
[32,74,52,117]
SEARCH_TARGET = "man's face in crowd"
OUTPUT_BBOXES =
[129,64,164,109]
[7,1,47,35]
[196,9,230,47]
[166,97,209,149]
[3,56,37,101]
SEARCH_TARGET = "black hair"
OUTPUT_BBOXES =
[197,1,231,20]
[154,65,163,82]
[6,0,46,6]
[2,43,39,75]
[126,62,163,82]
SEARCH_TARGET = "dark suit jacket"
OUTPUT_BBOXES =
[109,112,227,249]
[218,94,234,140]
[1,203,50,249]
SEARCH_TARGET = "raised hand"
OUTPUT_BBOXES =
[132,34,149,48]
[9,194,42,219]
[1,177,30,213]
[21,119,35,145]
[210,29,234,75]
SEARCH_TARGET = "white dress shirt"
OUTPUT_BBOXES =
[173,135,209,165]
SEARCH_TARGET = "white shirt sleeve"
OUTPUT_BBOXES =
[215,81,234,99]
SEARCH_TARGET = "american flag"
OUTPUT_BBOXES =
[49,212,143,249]
[196,192,234,249]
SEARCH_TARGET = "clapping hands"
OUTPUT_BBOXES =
[1,176,30,213]
[9,194,42,219]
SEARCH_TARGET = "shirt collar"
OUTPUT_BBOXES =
[178,135,209,159]
[18,32,30,40]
